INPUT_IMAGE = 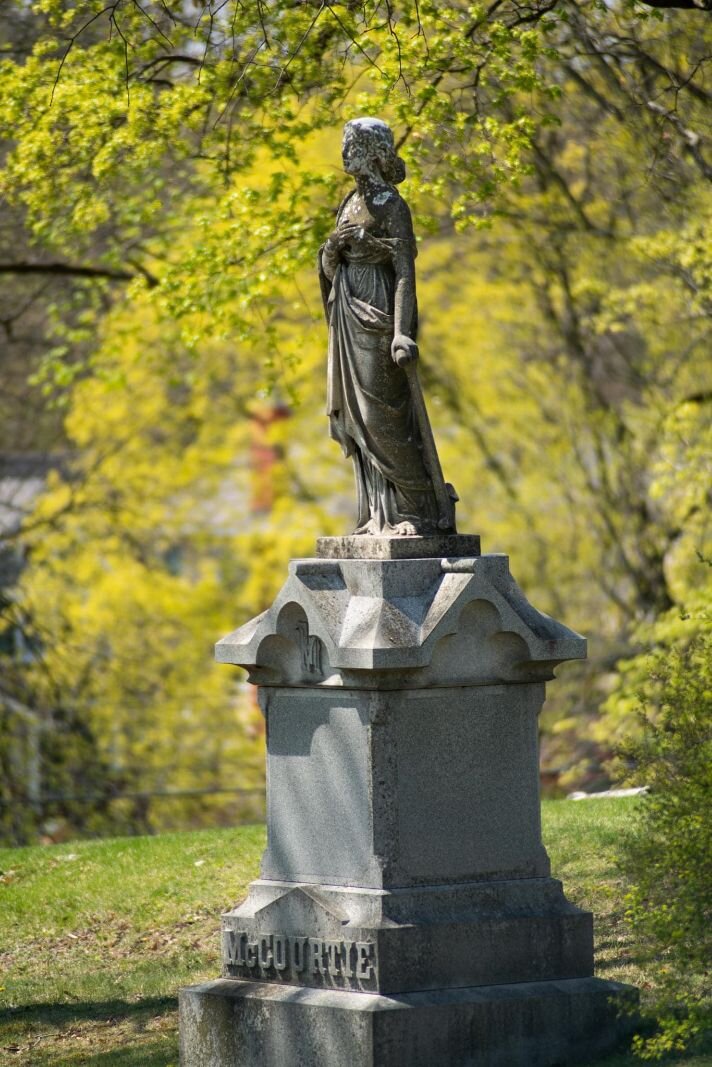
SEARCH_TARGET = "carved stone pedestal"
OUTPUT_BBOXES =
[179,545,637,1066]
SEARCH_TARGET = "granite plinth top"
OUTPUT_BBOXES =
[215,551,586,686]
[317,535,481,560]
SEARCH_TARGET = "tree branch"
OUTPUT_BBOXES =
[0,262,158,286]
[638,0,711,9]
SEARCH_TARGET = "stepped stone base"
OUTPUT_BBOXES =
[179,975,637,1067]
[221,877,594,995]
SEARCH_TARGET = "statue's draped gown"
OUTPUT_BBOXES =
[321,194,439,533]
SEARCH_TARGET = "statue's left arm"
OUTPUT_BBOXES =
[387,197,419,366]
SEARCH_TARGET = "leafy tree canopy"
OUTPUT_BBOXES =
[0,0,710,840]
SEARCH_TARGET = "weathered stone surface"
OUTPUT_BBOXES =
[320,118,457,536]
[179,976,638,1067]
[215,554,586,688]
[255,683,549,889]
[316,534,481,559]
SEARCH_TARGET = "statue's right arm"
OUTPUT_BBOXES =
[321,192,354,283]
[320,237,340,282]
[318,241,337,322]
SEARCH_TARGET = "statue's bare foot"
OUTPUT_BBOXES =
[354,519,381,535]
[392,521,419,537]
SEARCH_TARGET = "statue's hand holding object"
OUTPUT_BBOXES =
[391,334,419,366]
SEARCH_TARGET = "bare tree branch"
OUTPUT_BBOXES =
[51,4,116,106]
[0,262,158,286]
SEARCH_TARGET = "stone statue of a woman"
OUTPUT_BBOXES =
[318,117,457,536]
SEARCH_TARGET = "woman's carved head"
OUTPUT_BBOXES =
[342,118,406,185]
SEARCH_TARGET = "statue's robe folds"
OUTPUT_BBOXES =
[320,234,438,534]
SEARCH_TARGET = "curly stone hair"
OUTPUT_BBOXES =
[345,117,407,185]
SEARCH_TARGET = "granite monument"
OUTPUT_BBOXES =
[178,117,637,1066]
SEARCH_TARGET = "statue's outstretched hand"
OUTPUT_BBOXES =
[392,335,419,366]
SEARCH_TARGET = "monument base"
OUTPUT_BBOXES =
[198,549,637,1065]
[179,975,637,1066]
[220,877,594,994]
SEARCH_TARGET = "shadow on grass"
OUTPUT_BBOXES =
[0,994,176,1030]
[36,1036,177,1067]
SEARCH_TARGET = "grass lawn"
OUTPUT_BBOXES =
[1,799,709,1066]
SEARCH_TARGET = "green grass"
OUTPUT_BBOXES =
[0,826,265,1066]
[0,801,709,1066]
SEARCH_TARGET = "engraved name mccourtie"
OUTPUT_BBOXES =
[223,930,376,980]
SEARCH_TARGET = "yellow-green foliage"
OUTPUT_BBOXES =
[616,626,712,1059]
[0,1,710,836]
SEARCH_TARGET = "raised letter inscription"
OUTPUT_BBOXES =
[223,929,376,986]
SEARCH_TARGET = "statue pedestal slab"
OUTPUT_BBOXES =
[179,551,637,1065]
[316,534,481,559]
